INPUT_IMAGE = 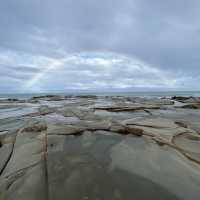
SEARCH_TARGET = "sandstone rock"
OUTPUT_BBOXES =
[175,121,188,128]
[0,143,13,174]
[93,130,117,136]
[1,95,200,200]
[95,104,160,112]
[45,113,80,125]
[85,120,111,131]
[22,121,47,133]
[31,95,64,100]
[172,132,200,163]
[75,95,97,99]
[171,96,192,102]
[144,99,174,106]
[0,162,47,200]
[110,136,200,200]
[39,106,55,115]
[110,124,126,133]
[59,107,93,119]
[124,127,144,136]
[123,117,178,129]
[181,104,200,109]
[47,135,66,152]
[47,124,85,135]
[0,118,47,200]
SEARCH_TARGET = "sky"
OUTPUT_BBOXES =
[0,0,200,93]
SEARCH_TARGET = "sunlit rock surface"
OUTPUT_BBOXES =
[0,95,200,200]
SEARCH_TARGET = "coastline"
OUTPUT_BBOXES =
[1,90,200,100]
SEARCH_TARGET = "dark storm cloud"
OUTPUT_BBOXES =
[0,0,200,92]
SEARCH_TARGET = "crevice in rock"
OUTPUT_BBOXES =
[48,127,114,136]
[171,132,188,144]
[144,109,153,116]
[43,128,49,200]
[5,170,26,191]
[152,135,200,166]
[125,123,169,129]
[4,161,41,179]
[4,162,42,192]
[48,130,84,136]
[95,106,160,112]
[175,121,188,128]
[0,136,16,177]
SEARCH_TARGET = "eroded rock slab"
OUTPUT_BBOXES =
[0,144,13,175]
[46,132,200,200]
[0,119,47,200]
[110,137,200,200]
[0,95,200,200]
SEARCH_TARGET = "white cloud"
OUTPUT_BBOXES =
[0,50,198,93]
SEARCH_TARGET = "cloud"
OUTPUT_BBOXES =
[0,51,185,92]
[0,0,200,92]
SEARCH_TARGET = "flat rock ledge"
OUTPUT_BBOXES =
[0,95,200,200]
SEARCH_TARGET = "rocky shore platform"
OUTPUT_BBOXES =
[0,95,200,200]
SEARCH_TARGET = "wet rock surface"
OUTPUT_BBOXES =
[0,95,200,200]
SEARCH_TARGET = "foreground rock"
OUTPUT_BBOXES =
[0,120,47,200]
[0,95,200,200]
